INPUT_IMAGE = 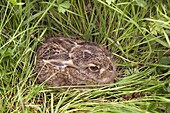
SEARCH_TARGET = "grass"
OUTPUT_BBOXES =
[0,0,170,112]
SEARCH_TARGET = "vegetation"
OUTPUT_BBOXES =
[0,0,170,112]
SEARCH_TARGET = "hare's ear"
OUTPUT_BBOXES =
[43,59,78,69]
[59,38,78,51]
[50,62,65,67]
[43,59,66,68]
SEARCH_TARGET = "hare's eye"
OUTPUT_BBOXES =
[89,66,99,72]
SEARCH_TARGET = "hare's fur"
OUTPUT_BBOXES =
[35,37,116,86]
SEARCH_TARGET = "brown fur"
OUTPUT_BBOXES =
[35,37,116,86]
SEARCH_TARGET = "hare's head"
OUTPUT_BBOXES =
[67,43,116,84]
[36,37,116,86]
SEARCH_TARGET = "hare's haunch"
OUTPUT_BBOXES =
[35,37,116,86]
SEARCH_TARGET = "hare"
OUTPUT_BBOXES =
[35,37,116,86]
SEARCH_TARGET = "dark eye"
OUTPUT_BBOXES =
[89,66,99,72]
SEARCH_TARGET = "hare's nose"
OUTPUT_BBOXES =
[110,70,116,76]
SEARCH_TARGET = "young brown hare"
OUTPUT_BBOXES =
[35,37,116,86]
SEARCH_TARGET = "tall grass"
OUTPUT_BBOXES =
[0,0,170,112]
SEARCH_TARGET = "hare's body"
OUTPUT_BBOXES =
[35,37,116,86]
